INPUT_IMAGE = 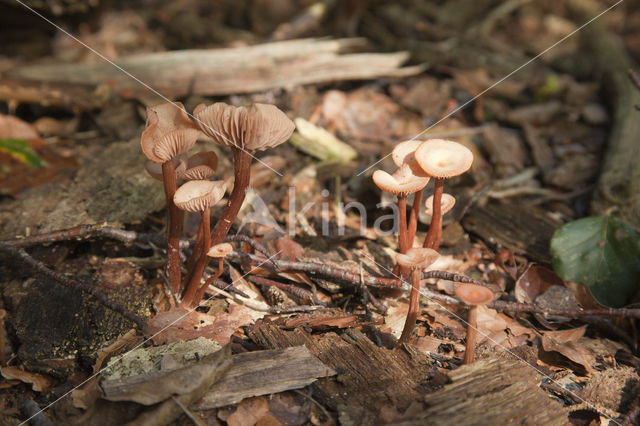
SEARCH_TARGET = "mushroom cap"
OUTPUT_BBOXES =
[193,102,295,152]
[424,193,456,216]
[141,102,199,163]
[455,283,494,305]
[207,242,234,258]
[392,140,429,177]
[179,151,218,180]
[396,247,440,270]
[144,156,186,181]
[415,139,473,178]
[372,164,429,196]
[152,128,201,163]
[173,180,226,212]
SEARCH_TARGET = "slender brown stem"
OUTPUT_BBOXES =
[162,160,183,294]
[181,208,211,307]
[192,258,224,306]
[183,219,204,292]
[397,195,408,253]
[210,148,252,246]
[463,305,478,364]
[398,268,421,345]
[407,188,424,247]
[423,178,443,249]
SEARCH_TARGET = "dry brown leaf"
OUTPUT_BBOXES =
[540,326,595,375]
[0,366,55,392]
[515,265,564,303]
[148,305,256,345]
[227,396,271,426]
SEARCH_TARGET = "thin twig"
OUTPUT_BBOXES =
[248,275,327,306]
[0,242,148,334]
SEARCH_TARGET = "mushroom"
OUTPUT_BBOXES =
[194,102,295,246]
[454,283,494,364]
[392,140,430,249]
[173,180,226,306]
[373,164,429,253]
[179,151,219,180]
[424,193,456,217]
[141,102,200,294]
[191,243,234,306]
[395,247,440,345]
[144,156,186,181]
[415,139,473,250]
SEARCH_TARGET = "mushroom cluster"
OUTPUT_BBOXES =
[373,138,473,343]
[141,101,295,307]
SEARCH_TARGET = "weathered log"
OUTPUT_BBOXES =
[6,38,422,102]
[568,0,640,230]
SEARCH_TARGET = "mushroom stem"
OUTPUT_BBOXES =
[423,178,443,249]
[183,222,204,290]
[397,195,408,253]
[181,207,211,307]
[398,268,421,345]
[210,148,252,246]
[192,258,224,307]
[463,305,479,364]
[162,160,183,294]
[407,187,424,247]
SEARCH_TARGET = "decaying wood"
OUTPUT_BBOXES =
[195,345,335,409]
[462,201,562,262]
[6,38,422,101]
[412,357,568,425]
[0,78,105,111]
[568,0,640,229]
[249,323,431,419]
[125,346,232,426]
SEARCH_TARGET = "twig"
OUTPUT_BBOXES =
[223,234,274,261]
[248,275,327,306]
[0,242,148,334]
[231,252,640,320]
[22,399,53,426]
[5,229,640,321]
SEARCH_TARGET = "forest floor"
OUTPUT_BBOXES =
[0,0,639,424]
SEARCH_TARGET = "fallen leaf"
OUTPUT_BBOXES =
[540,326,595,375]
[148,305,257,345]
[0,366,55,392]
[227,396,271,426]
[515,265,564,303]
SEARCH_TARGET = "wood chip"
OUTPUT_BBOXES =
[195,345,335,410]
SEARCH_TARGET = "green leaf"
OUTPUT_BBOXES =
[550,216,640,308]
[0,138,42,167]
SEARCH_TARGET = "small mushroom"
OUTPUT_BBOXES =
[194,102,295,246]
[179,151,219,180]
[141,102,200,294]
[144,156,186,181]
[373,164,429,253]
[173,180,226,307]
[191,243,234,305]
[424,193,456,217]
[415,139,473,250]
[392,140,430,249]
[395,248,440,345]
[454,283,494,364]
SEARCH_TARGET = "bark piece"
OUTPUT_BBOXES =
[462,202,562,262]
[195,345,335,409]
[7,38,422,101]
[249,323,431,416]
[414,357,568,424]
